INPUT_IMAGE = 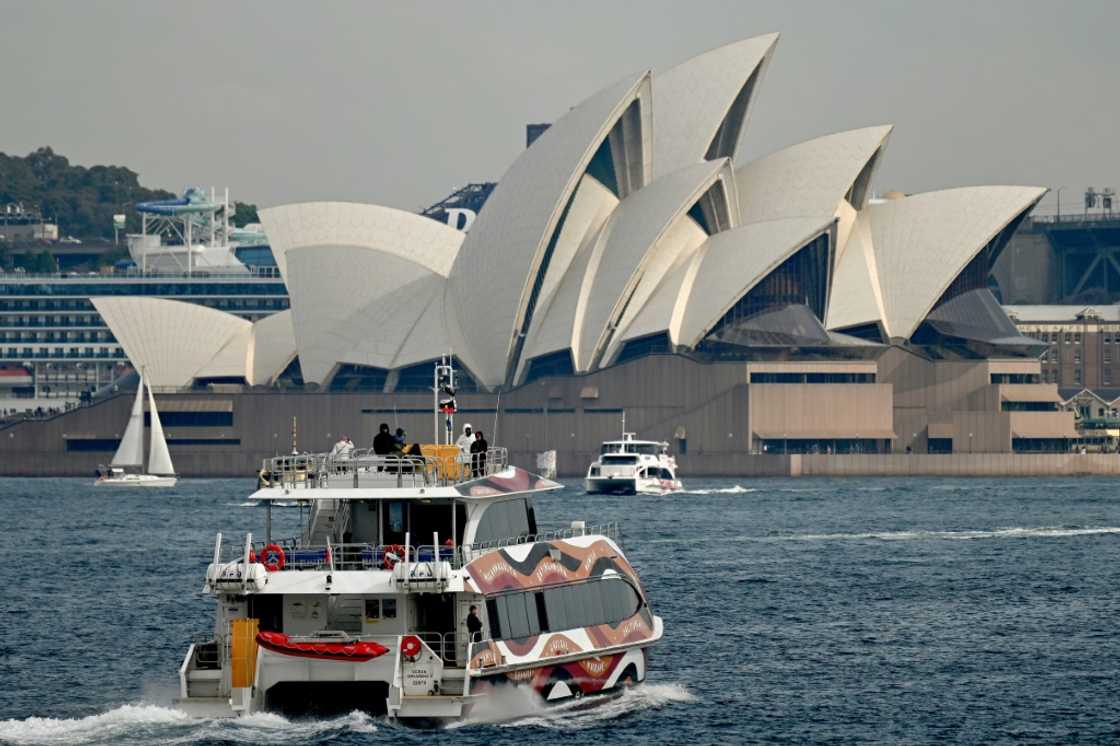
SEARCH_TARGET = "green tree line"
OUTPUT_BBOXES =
[0,147,260,238]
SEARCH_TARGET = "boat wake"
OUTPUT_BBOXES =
[772,526,1120,542]
[0,684,694,743]
[0,705,376,746]
[456,682,696,730]
[678,485,757,495]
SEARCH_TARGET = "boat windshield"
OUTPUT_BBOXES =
[626,443,660,455]
[601,443,624,454]
[602,454,638,464]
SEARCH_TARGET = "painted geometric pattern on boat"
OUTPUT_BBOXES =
[456,465,561,497]
[468,609,656,671]
[470,648,646,699]
[463,535,643,595]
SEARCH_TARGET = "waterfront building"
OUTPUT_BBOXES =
[1,33,1082,474]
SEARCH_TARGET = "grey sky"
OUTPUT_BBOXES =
[3,0,1116,215]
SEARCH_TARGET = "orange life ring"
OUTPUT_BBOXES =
[260,543,285,572]
[400,635,423,660]
[383,544,406,570]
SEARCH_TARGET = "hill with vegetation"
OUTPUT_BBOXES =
[0,147,259,240]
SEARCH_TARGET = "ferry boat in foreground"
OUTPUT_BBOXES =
[175,365,662,724]
[585,433,682,495]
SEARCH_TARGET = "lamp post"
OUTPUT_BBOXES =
[1055,186,1064,221]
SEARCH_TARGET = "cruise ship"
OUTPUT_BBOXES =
[176,365,663,723]
[0,188,287,411]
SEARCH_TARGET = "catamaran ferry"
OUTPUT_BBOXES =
[175,363,662,724]
[585,433,682,495]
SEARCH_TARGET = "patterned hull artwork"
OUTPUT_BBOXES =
[464,535,662,701]
[457,465,561,498]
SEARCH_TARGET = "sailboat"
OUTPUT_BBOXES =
[95,373,178,487]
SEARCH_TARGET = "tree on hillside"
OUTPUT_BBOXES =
[0,147,176,239]
[232,201,259,227]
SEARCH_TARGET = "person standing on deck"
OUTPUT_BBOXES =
[470,430,489,477]
[466,605,483,643]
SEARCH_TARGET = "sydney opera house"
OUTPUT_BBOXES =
[25,33,1080,475]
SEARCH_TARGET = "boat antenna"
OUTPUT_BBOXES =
[291,415,298,455]
[493,389,501,446]
[621,408,626,437]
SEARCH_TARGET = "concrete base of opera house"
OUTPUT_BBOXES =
[0,349,1104,478]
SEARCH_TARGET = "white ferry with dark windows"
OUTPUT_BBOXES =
[585,433,683,495]
[176,378,662,724]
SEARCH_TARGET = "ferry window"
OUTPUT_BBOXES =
[534,592,549,632]
[364,599,381,620]
[381,598,397,619]
[501,593,536,640]
[601,455,638,464]
[601,443,623,454]
[474,499,536,545]
[485,599,502,639]
[543,585,574,632]
[634,444,659,455]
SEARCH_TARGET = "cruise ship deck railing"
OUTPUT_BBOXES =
[261,447,510,489]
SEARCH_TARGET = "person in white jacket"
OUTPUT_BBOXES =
[456,423,474,461]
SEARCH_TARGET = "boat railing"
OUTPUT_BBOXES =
[414,631,458,664]
[224,539,465,571]
[464,521,621,557]
[260,447,510,490]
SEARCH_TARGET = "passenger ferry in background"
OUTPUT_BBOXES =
[175,360,662,724]
[585,433,682,495]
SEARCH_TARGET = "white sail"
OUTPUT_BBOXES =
[147,383,175,476]
[110,379,145,467]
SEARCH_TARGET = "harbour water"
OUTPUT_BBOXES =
[0,476,1118,744]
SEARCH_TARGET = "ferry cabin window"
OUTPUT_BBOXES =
[363,598,397,620]
[487,578,642,641]
[473,498,537,545]
[601,454,638,464]
[601,443,623,454]
[626,443,660,455]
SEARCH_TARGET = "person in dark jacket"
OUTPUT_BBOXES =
[469,430,489,477]
[466,605,484,643]
[372,423,397,455]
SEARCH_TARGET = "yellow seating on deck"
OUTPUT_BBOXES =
[419,444,465,482]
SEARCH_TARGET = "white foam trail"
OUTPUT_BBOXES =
[0,706,377,746]
[501,683,696,729]
[0,704,189,745]
[680,485,757,495]
[774,526,1120,542]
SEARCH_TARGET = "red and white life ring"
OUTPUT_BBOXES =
[400,635,423,660]
[383,544,405,570]
[260,543,285,572]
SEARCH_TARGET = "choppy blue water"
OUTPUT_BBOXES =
[1,476,1118,744]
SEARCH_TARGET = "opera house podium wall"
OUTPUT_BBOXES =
[0,352,1101,478]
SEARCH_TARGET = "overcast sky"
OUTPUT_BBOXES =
[3,0,1116,215]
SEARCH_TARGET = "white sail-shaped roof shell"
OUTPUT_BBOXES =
[261,201,461,283]
[863,186,1047,340]
[677,218,836,348]
[734,125,893,223]
[575,159,739,371]
[260,202,463,383]
[825,210,886,333]
[652,34,779,177]
[445,71,653,387]
[93,297,252,389]
[248,309,298,385]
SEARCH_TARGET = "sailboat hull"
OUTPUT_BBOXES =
[95,474,178,487]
